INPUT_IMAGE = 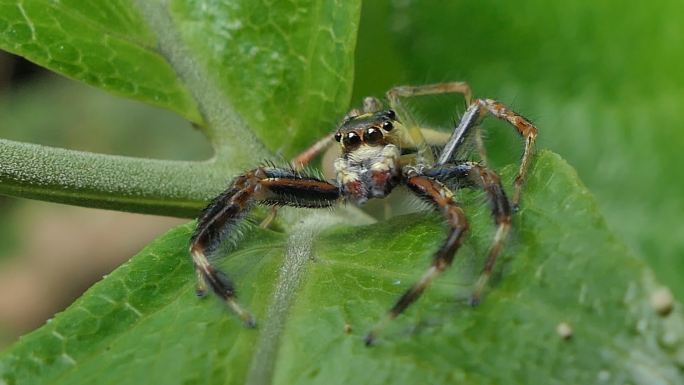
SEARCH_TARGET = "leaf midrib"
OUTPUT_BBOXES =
[131,0,268,162]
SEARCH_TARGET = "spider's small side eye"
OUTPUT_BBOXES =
[364,127,384,144]
[344,132,361,147]
[385,110,396,120]
[382,121,394,131]
[334,132,342,142]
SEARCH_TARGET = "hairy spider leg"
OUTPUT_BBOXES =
[437,98,537,208]
[365,171,468,346]
[257,133,338,228]
[385,81,490,164]
[425,162,513,306]
[190,167,339,326]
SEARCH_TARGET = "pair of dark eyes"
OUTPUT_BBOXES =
[334,121,393,145]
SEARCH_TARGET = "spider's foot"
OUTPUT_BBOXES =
[511,188,522,213]
[364,315,392,346]
[364,331,378,347]
[242,313,257,328]
[259,207,278,229]
[194,268,209,297]
[468,294,482,307]
[226,298,257,328]
[469,274,490,307]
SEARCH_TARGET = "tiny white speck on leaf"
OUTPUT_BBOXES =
[650,287,674,316]
[556,321,573,340]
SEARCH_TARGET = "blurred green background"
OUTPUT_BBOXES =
[0,0,682,349]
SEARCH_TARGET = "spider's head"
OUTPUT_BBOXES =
[333,109,399,155]
[333,109,403,203]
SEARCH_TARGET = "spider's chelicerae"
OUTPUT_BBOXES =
[189,82,537,345]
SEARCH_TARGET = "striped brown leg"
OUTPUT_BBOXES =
[476,99,537,207]
[437,99,537,208]
[190,167,339,326]
[365,171,468,346]
[258,133,337,229]
[424,161,513,305]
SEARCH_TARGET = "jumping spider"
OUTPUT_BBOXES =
[189,82,537,345]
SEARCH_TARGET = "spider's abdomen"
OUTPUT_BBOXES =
[334,144,401,204]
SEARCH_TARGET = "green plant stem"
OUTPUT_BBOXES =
[0,138,238,217]
[132,0,267,156]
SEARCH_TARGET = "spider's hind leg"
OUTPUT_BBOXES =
[386,81,481,165]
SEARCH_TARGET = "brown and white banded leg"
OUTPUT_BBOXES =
[365,171,468,345]
[190,167,339,326]
[437,99,537,208]
[259,132,338,228]
[425,162,513,306]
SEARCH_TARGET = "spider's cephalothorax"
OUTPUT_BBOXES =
[189,81,538,345]
[333,109,402,203]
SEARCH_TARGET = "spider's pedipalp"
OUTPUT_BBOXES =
[189,167,339,325]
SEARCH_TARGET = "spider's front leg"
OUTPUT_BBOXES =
[258,133,337,229]
[437,98,537,208]
[190,167,339,326]
[385,81,537,207]
[365,169,469,345]
[425,162,512,306]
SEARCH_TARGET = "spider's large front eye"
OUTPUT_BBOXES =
[364,127,383,144]
[343,132,361,148]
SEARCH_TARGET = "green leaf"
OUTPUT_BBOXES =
[351,0,684,302]
[0,0,202,123]
[2,151,682,384]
